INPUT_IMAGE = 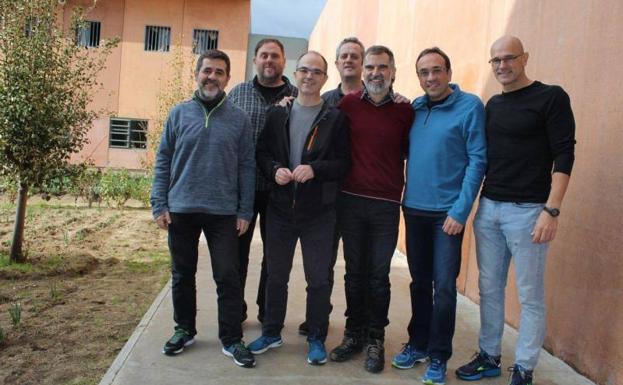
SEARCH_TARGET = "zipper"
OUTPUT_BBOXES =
[195,96,226,128]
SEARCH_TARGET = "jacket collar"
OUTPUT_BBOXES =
[412,83,461,109]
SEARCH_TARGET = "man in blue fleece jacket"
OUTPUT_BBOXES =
[392,47,486,385]
[150,50,256,368]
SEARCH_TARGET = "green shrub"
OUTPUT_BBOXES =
[9,302,21,327]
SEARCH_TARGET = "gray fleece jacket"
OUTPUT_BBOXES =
[150,96,255,221]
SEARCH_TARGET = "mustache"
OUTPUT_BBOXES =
[367,74,385,81]
[202,79,219,86]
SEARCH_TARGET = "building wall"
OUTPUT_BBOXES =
[309,1,623,384]
[65,0,250,169]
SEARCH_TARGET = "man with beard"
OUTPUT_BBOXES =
[393,47,486,385]
[249,51,350,365]
[151,50,256,368]
[229,39,298,324]
[329,45,414,373]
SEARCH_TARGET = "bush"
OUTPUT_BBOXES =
[99,169,151,208]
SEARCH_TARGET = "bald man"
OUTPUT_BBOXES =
[455,36,575,385]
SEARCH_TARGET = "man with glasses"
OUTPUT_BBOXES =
[330,45,414,373]
[391,47,486,385]
[456,36,575,385]
[229,39,298,324]
[248,51,350,366]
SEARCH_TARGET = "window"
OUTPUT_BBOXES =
[192,29,219,54]
[144,25,170,52]
[109,118,148,149]
[76,20,101,48]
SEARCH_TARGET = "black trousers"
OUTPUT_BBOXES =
[238,189,270,321]
[262,207,337,341]
[169,213,243,347]
[338,193,399,338]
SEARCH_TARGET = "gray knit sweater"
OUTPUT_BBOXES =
[150,97,255,221]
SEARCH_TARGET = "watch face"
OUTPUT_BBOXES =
[545,207,560,217]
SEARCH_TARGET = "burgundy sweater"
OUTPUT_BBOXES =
[338,91,414,202]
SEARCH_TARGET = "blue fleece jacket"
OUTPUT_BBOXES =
[150,97,255,221]
[404,84,487,224]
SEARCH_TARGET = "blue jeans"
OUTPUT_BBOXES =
[404,211,463,361]
[474,197,549,370]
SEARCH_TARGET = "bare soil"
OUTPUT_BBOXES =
[0,197,169,385]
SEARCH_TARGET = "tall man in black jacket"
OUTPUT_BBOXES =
[248,51,351,366]
[456,36,575,385]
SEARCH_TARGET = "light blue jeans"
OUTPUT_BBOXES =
[474,197,549,370]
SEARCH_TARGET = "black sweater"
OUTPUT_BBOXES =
[482,81,575,202]
[256,102,351,220]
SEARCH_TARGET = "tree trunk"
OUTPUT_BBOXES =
[10,182,29,263]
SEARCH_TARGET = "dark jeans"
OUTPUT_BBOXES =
[262,207,337,341]
[169,213,243,347]
[338,193,399,338]
[404,211,464,361]
[238,189,270,321]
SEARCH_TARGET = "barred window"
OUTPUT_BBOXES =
[76,20,101,48]
[144,25,170,52]
[192,29,219,54]
[109,118,148,149]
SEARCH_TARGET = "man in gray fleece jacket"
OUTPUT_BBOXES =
[150,50,256,368]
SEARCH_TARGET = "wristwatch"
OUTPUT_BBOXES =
[543,206,560,217]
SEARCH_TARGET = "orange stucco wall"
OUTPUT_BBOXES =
[310,1,622,384]
[64,0,250,169]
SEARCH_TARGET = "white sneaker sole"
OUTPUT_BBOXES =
[163,338,195,355]
[222,347,256,368]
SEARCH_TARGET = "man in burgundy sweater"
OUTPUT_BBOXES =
[329,45,414,373]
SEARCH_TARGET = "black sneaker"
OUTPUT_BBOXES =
[162,327,195,356]
[508,365,533,385]
[222,342,256,368]
[455,351,501,380]
[364,338,385,373]
[330,330,363,362]
[298,321,308,336]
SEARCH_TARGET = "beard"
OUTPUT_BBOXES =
[364,75,390,95]
[197,80,221,100]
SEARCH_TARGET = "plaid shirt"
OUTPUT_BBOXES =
[229,76,298,191]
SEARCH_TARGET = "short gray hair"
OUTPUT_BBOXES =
[335,37,365,61]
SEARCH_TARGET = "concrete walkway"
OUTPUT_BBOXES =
[100,230,594,385]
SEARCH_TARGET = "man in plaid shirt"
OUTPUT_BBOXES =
[228,38,298,324]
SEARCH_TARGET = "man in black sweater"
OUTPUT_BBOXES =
[455,36,575,385]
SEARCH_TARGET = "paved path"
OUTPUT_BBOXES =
[100,230,594,385]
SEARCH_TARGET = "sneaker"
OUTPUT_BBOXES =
[364,338,385,373]
[307,339,327,365]
[248,335,283,354]
[508,365,533,385]
[330,331,363,362]
[298,321,309,336]
[455,351,502,380]
[392,343,428,369]
[222,342,256,368]
[162,327,194,356]
[422,359,447,385]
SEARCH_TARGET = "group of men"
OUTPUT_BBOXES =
[150,34,575,385]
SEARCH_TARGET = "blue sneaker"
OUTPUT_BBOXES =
[307,339,327,365]
[222,342,255,368]
[392,343,428,369]
[248,335,283,354]
[422,359,447,385]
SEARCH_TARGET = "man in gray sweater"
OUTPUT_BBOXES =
[150,50,256,368]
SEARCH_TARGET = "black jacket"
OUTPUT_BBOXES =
[256,102,351,220]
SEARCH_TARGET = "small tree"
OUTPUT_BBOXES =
[143,40,195,171]
[0,0,118,262]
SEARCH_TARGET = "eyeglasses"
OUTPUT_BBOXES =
[296,67,326,76]
[417,67,447,78]
[488,54,523,67]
